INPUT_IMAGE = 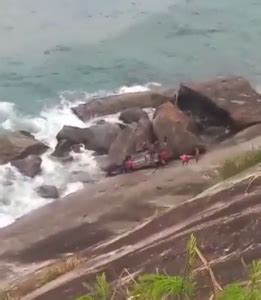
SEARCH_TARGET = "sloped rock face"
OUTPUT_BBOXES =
[153,102,204,157]
[0,132,48,165]
[71,91,174,121]
[177,76,261,134]
[8,165,260,300]
[55,168,261,299]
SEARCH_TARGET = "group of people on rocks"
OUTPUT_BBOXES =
[122,137,200,173]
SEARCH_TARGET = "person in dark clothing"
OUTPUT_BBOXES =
[195,147,200,163]
[159,137,171,165]
[142,141,149,152]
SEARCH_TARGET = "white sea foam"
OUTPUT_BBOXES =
[0,83,156,228]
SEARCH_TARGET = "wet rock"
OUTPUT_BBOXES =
[153,102,204,157]
[119,107,148,124]
[71,144,84,153]
[18,130,34,138]
[177,76,261,131]
[52,139,73,157]
[55,123,120,154]
[11,155,42,178]
[95,119,106,125]
[56,126,88,145]
[108,117,153,165]
[37,185,59,199]
[71,91,174,122]
[0,131,48,165]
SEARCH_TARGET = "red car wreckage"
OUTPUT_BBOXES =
[107,149,171,177]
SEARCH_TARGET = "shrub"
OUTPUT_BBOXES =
[131,273,195,300]
[219,149,261,179]
[74,235,261,300]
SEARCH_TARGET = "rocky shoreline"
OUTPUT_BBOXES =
[2,76,261,184]
[1,75,261,299]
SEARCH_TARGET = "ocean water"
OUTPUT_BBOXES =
[1,0,261,227]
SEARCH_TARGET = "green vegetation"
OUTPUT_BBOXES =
[219,149,261,179]
[218,260,261,300]
[131,274,194,300]
[75,235,261,300]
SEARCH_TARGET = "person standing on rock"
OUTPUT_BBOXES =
[159,137,171,165]
[195,147,200,163]
[180,154,191,166]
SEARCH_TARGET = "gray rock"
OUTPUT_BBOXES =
[119,107,148,124]
[37,185,59,199]
[55,122,120,154]
[52,139,72,157]
[11,155,42,178]
[109,117,153,165]
[71,91,174,121]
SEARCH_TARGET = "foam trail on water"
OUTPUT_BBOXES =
[0,83,156,228]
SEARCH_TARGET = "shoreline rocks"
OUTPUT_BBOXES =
[177,76,261,131]
[119,107,148,124]
[36,185,59,199]
[153,102,205,157]
[71,91,174,122]
[54,122,121,156]
[0,131,48,165]
[11,155,42,178]
[108,116,153,166]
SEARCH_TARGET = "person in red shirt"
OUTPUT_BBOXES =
[180,154,191,166]
[124,155,133,172]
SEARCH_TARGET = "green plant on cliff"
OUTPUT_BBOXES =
[76,273,112,300]
[74,235,261,300]
[218,260,261,300]
[131,273,194,300]
[131,234,197,300]
[220,149,261,179]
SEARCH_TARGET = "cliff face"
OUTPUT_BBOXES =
[0,135,261,300]
[1,76,261,299]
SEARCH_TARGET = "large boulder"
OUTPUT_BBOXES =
[119,107,148,124]
[177,76,261,131]
[54,122,120,155]
[0,131,48,165]
[71,91,174,122]
[108,117,153,165]
[153,102,204,158]
[56,126,88,145]
[86,122,121,154]
[36,185,59,199]
[11,155,42,178]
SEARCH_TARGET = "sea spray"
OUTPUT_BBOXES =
[0,83,156,227]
